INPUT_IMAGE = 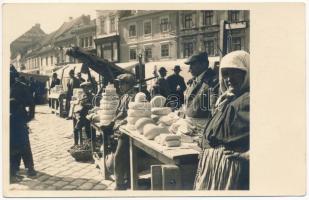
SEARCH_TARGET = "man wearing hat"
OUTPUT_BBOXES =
[184,52,219,139]
[66,69,80,119]
[166,65,187,109]
[151,67,171,99]
[72,82,94,145]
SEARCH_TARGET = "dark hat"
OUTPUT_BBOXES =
[173,65,182,71]
[116,73,135,84]
[184,52,209,65]
[158,67,167,73]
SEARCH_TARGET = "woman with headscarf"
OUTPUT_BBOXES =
[194,50,250,190]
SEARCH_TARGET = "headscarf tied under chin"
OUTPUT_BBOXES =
[215,50,250,109]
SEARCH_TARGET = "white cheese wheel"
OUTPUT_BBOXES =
[135,92,147,103]
[143,124,169,140]
[100,114,114,120]
[127,117,140,124]
[128,109,151,117]
[100,103,118,110]
[150,96,166,108]
[154,135,162,144]
[102,95,118,101]
[135,118,155,134]
[158,115,175,126]
[100,119,112,125]
[92,115,101,123]
[128,102,151,110]
[165,140,181,147]
[151,107,172,115]
[97,109,116,116]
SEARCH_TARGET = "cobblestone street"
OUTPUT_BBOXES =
[10,105,115,191]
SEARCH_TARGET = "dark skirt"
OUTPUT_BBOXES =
[194,146,249,190]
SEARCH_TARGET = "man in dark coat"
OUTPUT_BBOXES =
[166,65,187,109]
[10,65,37,181]
[66,69,80,118]
[184,52,219,137]
[152,67,171,99]
[50,73,60,89]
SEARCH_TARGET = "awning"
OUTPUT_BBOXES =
[117,61,139,73]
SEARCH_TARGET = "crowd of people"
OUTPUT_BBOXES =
[68,50,250,190]
[10,50,250,190]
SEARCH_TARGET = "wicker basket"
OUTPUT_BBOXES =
[69,148,93,162]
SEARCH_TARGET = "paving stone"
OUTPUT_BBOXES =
[78,182,95,190]
[70,179,87,186]
[37,175,50,182]
[53,181,69,188]
[92,183,107,190]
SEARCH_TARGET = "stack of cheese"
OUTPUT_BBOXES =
[142,124,170,140]
[169,118,195,143]
[126,92,151,130]
[154,134,181,147]
[98,84,119,125]
[150,96,172,123]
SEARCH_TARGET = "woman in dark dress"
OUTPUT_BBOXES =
[194,50,250,190]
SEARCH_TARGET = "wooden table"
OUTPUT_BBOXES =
[48,92,66,118]
[119,126,200,190]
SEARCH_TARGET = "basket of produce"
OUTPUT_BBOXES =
[68,141,93,162]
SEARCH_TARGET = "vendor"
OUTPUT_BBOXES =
[184,52,219,138]
[194,50,250,190]
[102,73,136,190]
[72,82,94,146]
[66,69,80,119]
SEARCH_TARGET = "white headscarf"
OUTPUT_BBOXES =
[215,50,250,109]
[219,50,250,93]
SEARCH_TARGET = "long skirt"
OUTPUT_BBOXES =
[194,146,249,190]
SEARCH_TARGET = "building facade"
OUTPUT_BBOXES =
[94,10,120,62]
[178,10,250,59]
[118,11,179,63]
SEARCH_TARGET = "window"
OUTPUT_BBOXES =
[41,58,43,66]
[203,11,213,26]
[144,21,152,35]
[145,47,152,60]
[110,17,116,32]
[85,37,88,47]
[160,17,169,32]
[229,11,240,23]
[161,44,169,57]
[183,42,194,57]
[89,36,93,46]
[184,14,193,29]
[51,56,53,65]
[204,40,215,56]
[129,24,136,37]
[100,18,106,34]
[129,48,137,60]
[46,57,48,66]
[231,37,242,51]
[80,38,84,47]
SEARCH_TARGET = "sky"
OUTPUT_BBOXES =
[3,4,99,44]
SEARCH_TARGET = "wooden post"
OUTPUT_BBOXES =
[130,138,138,190]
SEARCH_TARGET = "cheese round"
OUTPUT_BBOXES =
[150,96,166,108]
[165,140,181,147]
[100,114,114,120]
[127,117,140,124]
[128,109,151,117]
[100,103,119,110]
[126,124,136,131]
[102,95,118,101]
[143,124,169,140]
[100,119,112,125]
[128,102,151,110]
[151,107,172,115]
[135,118,155,134]
[97,109,116,115]
[135,92,147,102]
[92,115,101,123]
